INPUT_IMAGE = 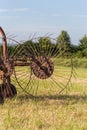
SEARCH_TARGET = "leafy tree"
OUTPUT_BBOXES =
[78,35,87,57]
[23,40,36,56]
[38,37,52,56]
[79,35,87,49]
[57,30,71,57]
[38,37,51,47]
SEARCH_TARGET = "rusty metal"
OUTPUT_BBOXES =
[0,27,17,101]
[30,56,54,79]
[0,27,74,102]
[0,27,8,61]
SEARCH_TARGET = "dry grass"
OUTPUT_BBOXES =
[0,67,87,130]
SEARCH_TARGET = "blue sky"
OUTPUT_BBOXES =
[0,0,87,44]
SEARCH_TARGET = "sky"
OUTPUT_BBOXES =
[0,0,87,45]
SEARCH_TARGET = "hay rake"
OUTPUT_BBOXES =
[0,27,73,103]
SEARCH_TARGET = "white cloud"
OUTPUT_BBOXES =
[72,14,87,18]
[0,9,9,13]
[0,8,29,13]
[52,13,87,18]
[13,8,29,12]
[52,14,62,17]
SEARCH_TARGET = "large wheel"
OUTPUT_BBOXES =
[0,31,74,97]
[13,38,73,97]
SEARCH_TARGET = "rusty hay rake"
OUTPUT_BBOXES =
[0,27,74,103]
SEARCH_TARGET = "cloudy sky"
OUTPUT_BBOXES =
[0,0,87,44]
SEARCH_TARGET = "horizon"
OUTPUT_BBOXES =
[0,0,87,45]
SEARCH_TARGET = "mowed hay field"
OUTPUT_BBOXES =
[0,59,87,130]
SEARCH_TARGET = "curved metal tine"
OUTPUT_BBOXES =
[43,33,53,37]
[25,40,38,57]
[48,78,63,94]
[36,37,42,56]
[53,58,74,79]
[53,72,70,80]
[31,32,37,40]
[24,33,39,57]
[6,34,17,56]
[49,58,73,94]
[53,74,70,90]
[7,34,17,39]
[47,38,56,57]
[49,44,59,58]
[22,72,40,96]
[44,39,51,57]
[23,75,37,96]
[58,71,73,95]
[33,38,40,56]
[37,36,47,56]
[43,78,57,95]
[30,35,40,57]
[44,37,54,57]
[31,36,41,56]
[5,37,22,58]
[7,37,25,58]
[73,69,77,78]
[38,37,43,56]
[43,37,51,57]
[47,38,66,59]
[50,76,64,89]
[65,80,72,93]
[12,43,25,58]
[24,70,32,90]
[44,79,56,95]
[28,33,33,40]
[59,65,73,94]
[46,38,57,57]
[13,67,34,97]
[38,34,53,57]
[52,49,67,63]
[30,78,39,96]
[39,78,55,96]
[14,66,32,90]
[26,72,67,96]
[6,39,14,56]
[12,44,22,57]
[14,67,29,78]
[39,35,52,56]
[25,75,35,93]
[6,32,10,35]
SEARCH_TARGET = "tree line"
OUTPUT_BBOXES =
[23,30,87,58]
[0,30,87,58]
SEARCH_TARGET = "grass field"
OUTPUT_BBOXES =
[0,59,87,130]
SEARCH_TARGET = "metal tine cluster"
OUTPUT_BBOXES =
[0,27,75,103]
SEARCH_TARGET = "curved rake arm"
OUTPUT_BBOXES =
[0,26,8,62]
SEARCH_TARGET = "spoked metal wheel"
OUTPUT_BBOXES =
[0,27,74,98]
[14,38,74,97]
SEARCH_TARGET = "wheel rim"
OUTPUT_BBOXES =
[13,38,73,96]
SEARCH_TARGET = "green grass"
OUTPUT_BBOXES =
[1,60,87,130]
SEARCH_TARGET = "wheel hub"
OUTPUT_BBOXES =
[30,56,54,79]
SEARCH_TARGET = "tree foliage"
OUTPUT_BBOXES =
[77,35,87,57]
[56,30,72,57]
[0,30,87,58]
